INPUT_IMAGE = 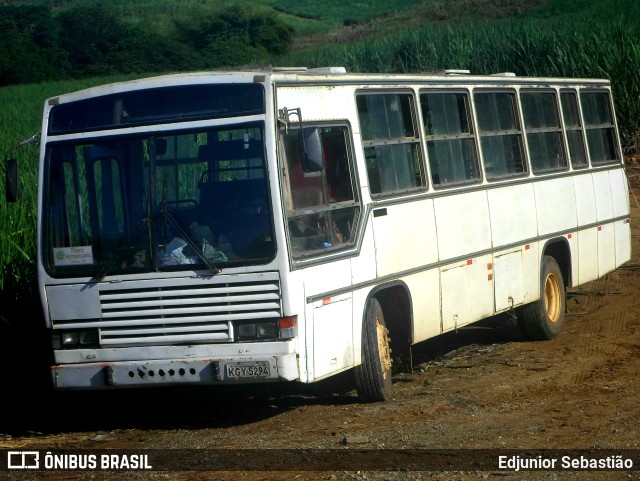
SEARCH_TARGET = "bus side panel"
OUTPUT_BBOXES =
[434,191,493,330]
[311,292,353,380]
[487,184,538,309]
[573,173,599,285]
[440,253,494,332]
[609,168,630,219]
[434,191,491,260]
[351,288,368,368]
[577,229,599,285]
[615,221,631,268]
[408,269,441,343]
[533,177,578,236]
[487,184,537,248]
[302,260,353,381]
[371,199,438,278]
[592,171,616,276]
[350,214,376,367]
[276,85,356,123]
[609,168,632,267]
[598,224,616,277]
[351,212,378,284]
[493,250,524,311]
[369,199,442,344]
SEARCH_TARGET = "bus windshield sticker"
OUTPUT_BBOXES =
[53,246,94,266]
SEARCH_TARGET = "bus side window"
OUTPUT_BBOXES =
[560,90,588,169]
[475,90,527,180]
[520,89,567,174]
[421,90,480,187]
[357,92,425,195]
[281,124,361,258]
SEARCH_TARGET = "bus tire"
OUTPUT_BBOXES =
[354,298,392,402]
[519,255,566,340]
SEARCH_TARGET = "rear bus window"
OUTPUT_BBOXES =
[580,91,620,165]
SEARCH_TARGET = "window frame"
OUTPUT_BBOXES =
[279,121,363,262]
[520,88,569,175]
[473,88,528,181]
[420,88,482,188]
[579,89,621,166]
[559,89,589,170]
[356,90,427,197]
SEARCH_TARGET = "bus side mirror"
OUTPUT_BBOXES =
[302,127,324,173]
[5,158,18,202]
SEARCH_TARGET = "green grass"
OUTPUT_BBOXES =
[0,75,143,298]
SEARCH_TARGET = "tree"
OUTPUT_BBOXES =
[177,6,294,68]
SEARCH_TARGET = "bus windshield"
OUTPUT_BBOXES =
[43,122,275,278]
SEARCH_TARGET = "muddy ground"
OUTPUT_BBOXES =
[2,169,640,481]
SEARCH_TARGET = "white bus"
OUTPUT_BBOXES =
[21,67,630,401]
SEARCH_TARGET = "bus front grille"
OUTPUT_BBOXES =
[93,273,281,346]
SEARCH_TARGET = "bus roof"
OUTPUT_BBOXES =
[46,66,611,105]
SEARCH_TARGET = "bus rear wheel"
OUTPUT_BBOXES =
[354,298,392,402]
[518,255,566,340]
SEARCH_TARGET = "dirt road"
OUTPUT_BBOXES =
[2,170,640,481]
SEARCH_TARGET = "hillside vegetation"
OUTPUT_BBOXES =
[0,0,551,85]
[1,0,639,319]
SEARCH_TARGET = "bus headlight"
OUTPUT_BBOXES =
[61,331,79,347]
[58,329,99,349]
[235,321,278,341]
[234,318,297,341]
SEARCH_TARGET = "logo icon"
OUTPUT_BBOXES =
[7,451,40,469]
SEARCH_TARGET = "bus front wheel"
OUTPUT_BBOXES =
[354,298,393,402]
[519,255,566,340]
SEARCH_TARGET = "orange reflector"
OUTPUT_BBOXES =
[488,273,493,281]
[467,259,473,265]
[525,244,530,250]
[598,226,602,231]
[322,297,331,305]
[487,263,493,270]
[567,233,572,239]
[279,316,297,329]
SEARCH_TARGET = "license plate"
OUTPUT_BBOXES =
[225,361,271,379]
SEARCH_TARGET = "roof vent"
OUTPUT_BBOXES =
[271,66,347,75]
[306,67,347,75]
[272,67,308,72]
[445,69,471,75]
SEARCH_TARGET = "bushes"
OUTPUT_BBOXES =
[0,6,67,85]
[175,7,294,68]
[0,5,294,85]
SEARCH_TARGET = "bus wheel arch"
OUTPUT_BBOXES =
[542,238,572,289]
[354,283,413,402]
[518,239,571,340]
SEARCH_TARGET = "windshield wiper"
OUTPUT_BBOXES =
[93,216,153,281]
[160,204,221,275]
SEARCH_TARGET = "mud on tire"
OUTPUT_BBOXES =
[354,298,393,402]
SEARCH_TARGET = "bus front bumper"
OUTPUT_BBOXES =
[51,353,298,390]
